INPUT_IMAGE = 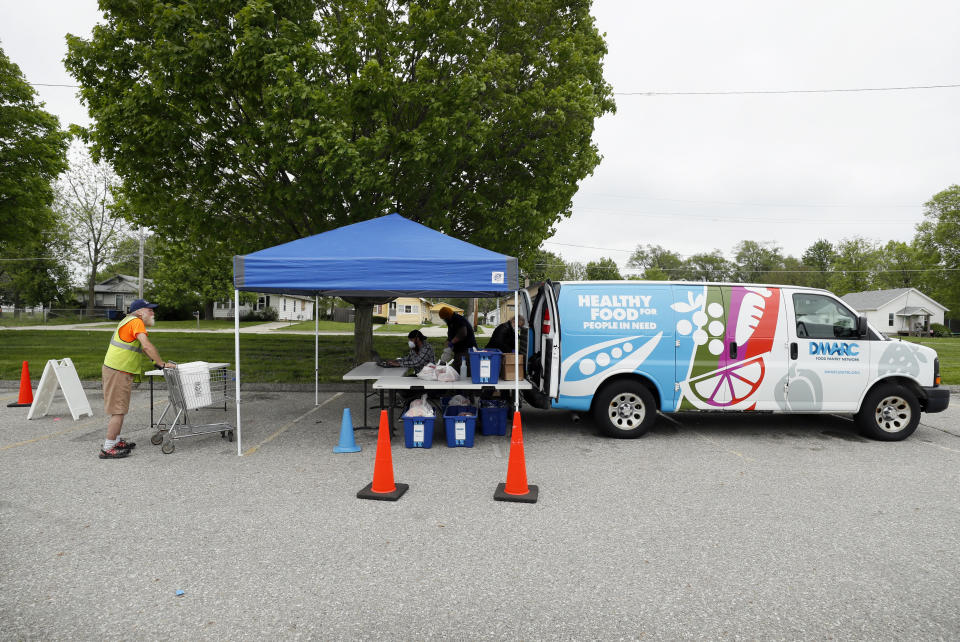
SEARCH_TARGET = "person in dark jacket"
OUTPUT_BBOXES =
[438,306,477,373]
[486,315,525,354]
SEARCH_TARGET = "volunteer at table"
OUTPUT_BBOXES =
[438,306,477,373]
[386,330,436,374]
[486,315,525,354]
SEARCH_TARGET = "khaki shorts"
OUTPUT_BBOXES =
[102,365,134,415]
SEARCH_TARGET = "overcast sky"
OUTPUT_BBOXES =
[3,1,959,272]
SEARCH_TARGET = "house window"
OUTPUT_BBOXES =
[403,305,415,314]
[889,313,894,327]
[256,296,270,311]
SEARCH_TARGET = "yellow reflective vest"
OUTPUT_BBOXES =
[103,315,151,375]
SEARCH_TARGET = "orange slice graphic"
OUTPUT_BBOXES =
[688,356,765,407]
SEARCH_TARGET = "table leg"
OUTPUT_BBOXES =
[150,376,154,428]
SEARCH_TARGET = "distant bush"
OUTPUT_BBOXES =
[930,323,950,337]
[241,307,279,322]
[372,315,387,324]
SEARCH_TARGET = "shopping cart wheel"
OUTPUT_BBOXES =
[161,440,175,455]
[228,430,234,442]
[150,431,164,446]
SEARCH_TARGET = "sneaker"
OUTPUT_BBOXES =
[99,447,130,459]
[115,439,136,450]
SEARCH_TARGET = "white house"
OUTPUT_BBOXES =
[78,274,154,311]
[213,294,315,321]
[841,287,948,335]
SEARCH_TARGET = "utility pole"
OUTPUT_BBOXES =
[138,228,144,298]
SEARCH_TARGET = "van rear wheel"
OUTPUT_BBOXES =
[593,381,657,438]
[855,384,920,441]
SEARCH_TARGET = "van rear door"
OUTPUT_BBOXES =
[529,281,561,400]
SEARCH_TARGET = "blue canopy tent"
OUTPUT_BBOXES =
[230,214,522,455]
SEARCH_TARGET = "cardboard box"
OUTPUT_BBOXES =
[501,354,525,380]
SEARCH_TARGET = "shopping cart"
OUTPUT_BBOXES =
[149,364,235,454]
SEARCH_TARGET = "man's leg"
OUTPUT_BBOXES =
[106,413,124,441]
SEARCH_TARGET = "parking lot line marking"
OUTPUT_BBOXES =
[243,392,343,456]
[917,439,960,455]
[691,430,757,462]
[0,416,100,452]
[0,396,169,453]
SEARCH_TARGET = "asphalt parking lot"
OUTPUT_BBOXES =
[2,385,959,640]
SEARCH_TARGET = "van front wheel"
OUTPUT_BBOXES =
[594,381,657,438]
[855,384,920,441]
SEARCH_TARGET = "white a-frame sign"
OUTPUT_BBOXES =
[27,358,94,421]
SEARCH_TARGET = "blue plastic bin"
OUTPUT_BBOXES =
[403,414,435,448]
[479,400,509,436]
[469,349,502,384]
[443,406,477,447]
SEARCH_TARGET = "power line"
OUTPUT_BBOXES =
[615,83,960,96]
[33,82,960,95]
[578,192,920,209]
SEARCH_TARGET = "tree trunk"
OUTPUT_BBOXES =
[203,300,214,320]
[87,274,96,314]
[353,303,373,364]
[342,297,392,365]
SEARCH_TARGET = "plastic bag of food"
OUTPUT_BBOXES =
[404,394,434,417]
[448,394,471,407]
[416,363,438,381]
[436,360,459,383]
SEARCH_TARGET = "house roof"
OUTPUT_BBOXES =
[895,306,934,316]
[429,302,464,313]
[841,287,947,312]
[92,274,154,294]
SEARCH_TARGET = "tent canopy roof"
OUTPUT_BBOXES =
[233,214,519,297]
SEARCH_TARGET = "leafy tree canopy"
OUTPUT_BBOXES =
[584,256,621,280]
[0,45,70,245]
[65,0,615,266]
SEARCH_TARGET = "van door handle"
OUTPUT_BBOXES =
[729,342,738,359]
[790,342,798,360]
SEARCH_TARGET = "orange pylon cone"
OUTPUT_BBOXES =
[7,361,34,408]
[494,411,538,503]
[357,410,408,501]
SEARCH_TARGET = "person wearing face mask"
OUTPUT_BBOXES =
[386,329,435,374]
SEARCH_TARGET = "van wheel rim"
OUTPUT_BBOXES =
[874,395,910,433]
[608,393,645,430]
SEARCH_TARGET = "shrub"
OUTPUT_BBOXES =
[930,323,950,337]
[241,307,279,322]
[372,315,387,324]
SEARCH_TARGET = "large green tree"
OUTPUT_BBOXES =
[682,250,732,282]
[66,0,614,360]
[627,244,684,280]
[914,185,960,317]
[733,240,784,282]
[801,239,835,289]
[584,256,621,280]
[0,46,69,248]
[829,237,878,295]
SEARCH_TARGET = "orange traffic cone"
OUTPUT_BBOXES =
[494,411,538,503]
[357,410,408,501]
[7,361,34,408]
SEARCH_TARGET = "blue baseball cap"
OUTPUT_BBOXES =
[129,298,159,313]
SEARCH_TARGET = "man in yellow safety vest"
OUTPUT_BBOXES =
[100,298,175,459]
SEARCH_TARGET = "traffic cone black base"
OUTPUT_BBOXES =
[494,482,538,504]
[7,400,31,407]
[357,482,409,501]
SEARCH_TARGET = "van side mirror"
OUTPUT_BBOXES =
[857,315,868,338]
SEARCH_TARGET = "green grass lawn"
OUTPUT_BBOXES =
[149,319,265,330]
[0,315,110,327]
[0,330,408,383]
[278,320,355,331]
[376,323,485,335]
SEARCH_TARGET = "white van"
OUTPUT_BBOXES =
[521,281,949,440]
